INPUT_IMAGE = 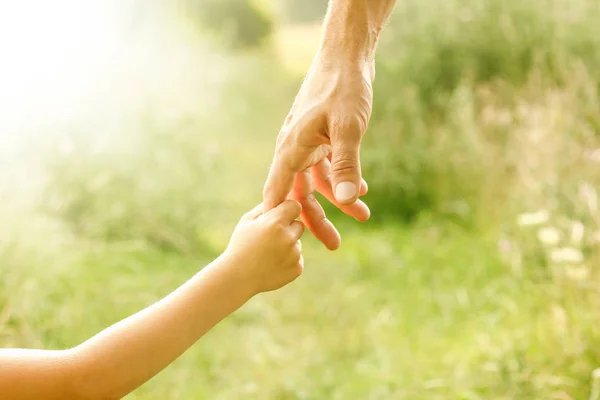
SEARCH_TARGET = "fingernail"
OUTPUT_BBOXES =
[335,182,358,203]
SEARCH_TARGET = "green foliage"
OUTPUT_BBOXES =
[45,121,223,256]
[361,0,600,225]
[377,0,600,107]
[42,55,294,256]
[277,0,327,23]
[184,0,274,48]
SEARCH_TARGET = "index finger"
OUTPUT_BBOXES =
[262,155,296,212]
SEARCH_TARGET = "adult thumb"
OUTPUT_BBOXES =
[330,134,362,205]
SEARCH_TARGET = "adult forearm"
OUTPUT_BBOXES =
[71,256,252,399]
[320,0,397,65]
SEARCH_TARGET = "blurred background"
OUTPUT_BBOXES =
[2,0,600,398]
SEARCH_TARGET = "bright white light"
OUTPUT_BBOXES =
[0,0,230,163]
[0,0,124,139]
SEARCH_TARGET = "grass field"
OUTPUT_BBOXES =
[3,1,600,399]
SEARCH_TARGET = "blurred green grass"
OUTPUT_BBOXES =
[2,0,600,399]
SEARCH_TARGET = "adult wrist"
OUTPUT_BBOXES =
[319,0,380,66]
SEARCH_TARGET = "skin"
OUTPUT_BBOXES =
[0,201,304,400]
[263,0,398,251]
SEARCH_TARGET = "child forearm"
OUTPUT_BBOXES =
[69,255,253,399]
[0,201,303,400]
[0,349,80,399]
[0,256,252,400]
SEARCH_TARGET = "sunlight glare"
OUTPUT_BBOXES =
[0,0,125,139]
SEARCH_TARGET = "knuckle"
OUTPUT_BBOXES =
[272,218,285,230]
[289,200,302,215]
[286,231,297,244]
[263,217,280,232]
[283,111,294,126]
[303,192,319,207]
[331,156,359,175]
[330,115,367,139]
[272,150,301,175]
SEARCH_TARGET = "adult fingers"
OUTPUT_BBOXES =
[327,153,367,196]
[330,122,363,205]
[291,169,341,251]
[360,178,368,196]
[312,159,370,222]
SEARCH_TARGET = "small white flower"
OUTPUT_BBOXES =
[517,210,549,226]
[550,247,584,264]
[537,227,561,246]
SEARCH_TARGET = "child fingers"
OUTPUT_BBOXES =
[269,199,302,223]
[297,254,305,273]
[289,220,305,242]
[242,203,264,221]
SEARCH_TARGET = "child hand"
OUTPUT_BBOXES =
[223,200,305,295]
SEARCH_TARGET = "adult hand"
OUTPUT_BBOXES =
[262,55,375,250]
